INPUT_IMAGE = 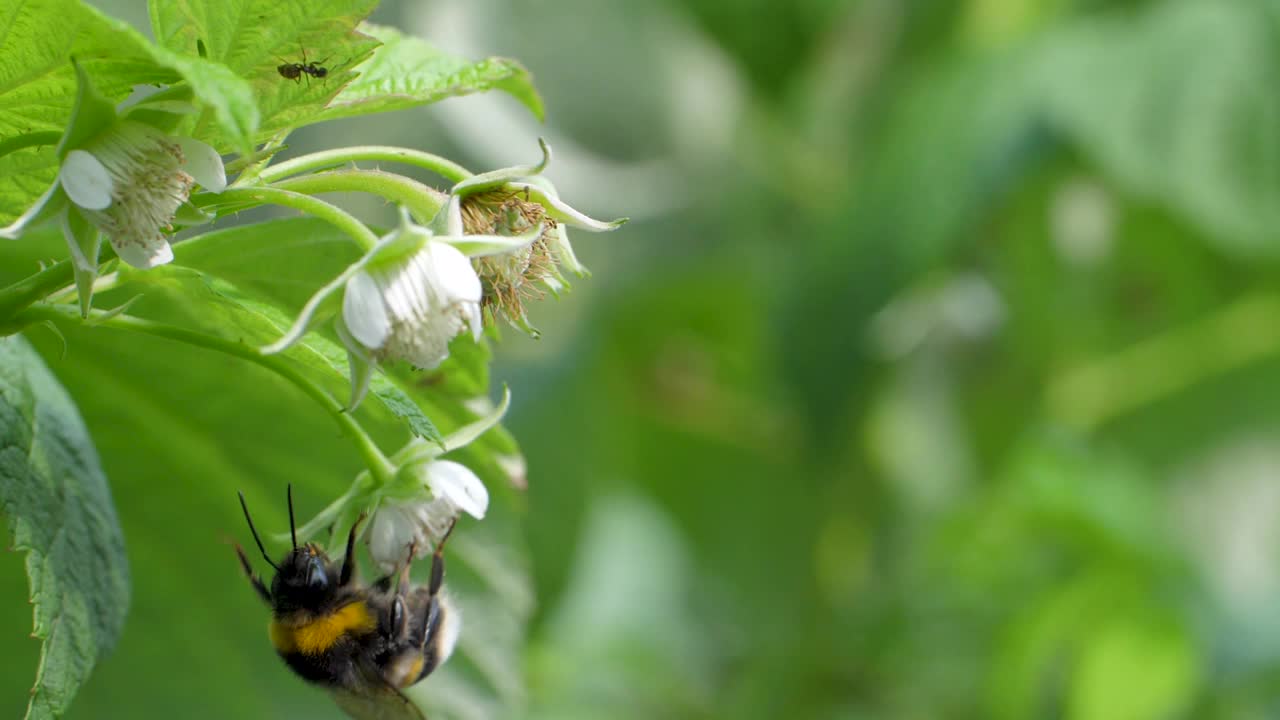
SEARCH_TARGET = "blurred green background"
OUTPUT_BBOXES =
[7,0,1280,718]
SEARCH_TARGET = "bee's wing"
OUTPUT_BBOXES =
[331,685,426,720]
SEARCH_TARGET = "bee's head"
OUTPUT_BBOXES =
[238,485,339,612]
[269,543,335,610]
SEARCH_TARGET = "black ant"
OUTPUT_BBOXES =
[276,47,329,84]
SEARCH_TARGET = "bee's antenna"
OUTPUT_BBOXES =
[287,484,298,550]
[238,491,279,571]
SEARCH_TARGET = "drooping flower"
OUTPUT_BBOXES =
[264,208,541,409]
[286,388,513,570]
[1,60,225,315]
[442,140,627,335]
[341,232,483,371]
[367,459,489,571]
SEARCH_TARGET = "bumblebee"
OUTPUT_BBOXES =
[235,486,460,720]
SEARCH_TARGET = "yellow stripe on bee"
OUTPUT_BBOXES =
[269,603,376,656]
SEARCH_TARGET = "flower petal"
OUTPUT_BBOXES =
[59,149,113,210]
[425,240,482,303]
[425,460,489,519]
[175,137,227,193]
[112,236,173,269]
[343,271,392,350]
[368,502,419,570]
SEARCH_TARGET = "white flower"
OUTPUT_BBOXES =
[342,236,483,370]
[286,389,513,571]
[1,60,225,315]
[59,120,225,269]
[264,208,541,409]
[367,459,489,571]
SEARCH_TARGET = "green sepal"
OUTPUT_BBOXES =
[57,60,119,160]
[60,207,101,317]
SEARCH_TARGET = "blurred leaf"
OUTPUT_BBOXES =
[1069,616,1197,720]
[1037,0,1280,252]
[674,0,856,96]
[0,336,129,720]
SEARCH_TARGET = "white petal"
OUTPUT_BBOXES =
[112,237,173,269]
[426,240,482,303]
[343,271,391,350]
[59,150,113,210]
[175,137,226,193]
[368,503,418,570]
[425,460,488,519]
[466,301,483,341]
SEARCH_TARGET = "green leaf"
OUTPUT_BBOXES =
[163,217,522,461]
[0,1,257,159]
[313,22,545,125]
[0,149,58,226]
[110,258,442,445]
[138,45,260,156]
[0,335,129,720]
[148,0,381,147]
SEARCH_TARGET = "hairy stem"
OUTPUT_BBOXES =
[17,304,396,484]
[192,187,380,251]
[258,146,472,185]
[271,170,448,224]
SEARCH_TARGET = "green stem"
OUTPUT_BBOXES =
[258,146,472,185]
[192,187,380,251]
[0,131,62,161]
[1045,293,1280,430]
[0,261,74,329]
[18,304,395,484]
[272,170,448,224]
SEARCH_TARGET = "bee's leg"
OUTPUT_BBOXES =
[428,519,457,596]
[234,544,271,604]
[372,539,417,594]
[338,512,366,587]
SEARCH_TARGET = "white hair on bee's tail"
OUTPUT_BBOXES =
[436,592,462,664]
